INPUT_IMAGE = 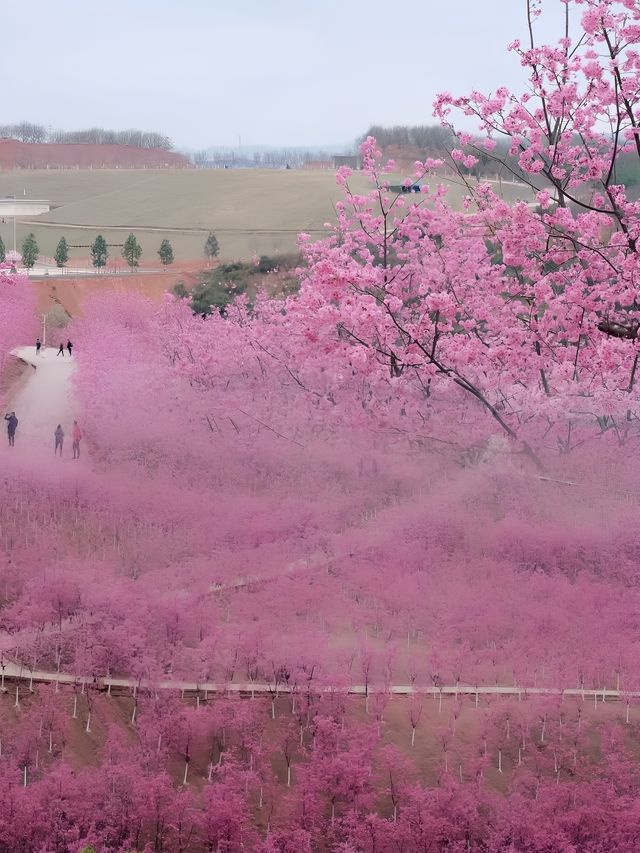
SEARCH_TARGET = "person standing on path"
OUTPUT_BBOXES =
[35,338,41,356]
[72,420,82,459]
[57,343,64,357]
[67,340,73,357]
[54,424,64,456]
[4,412,17,447]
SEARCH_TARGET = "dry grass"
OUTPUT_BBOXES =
[0,169,533,261]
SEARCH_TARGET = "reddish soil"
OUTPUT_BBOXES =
[0,139,192,170]
[30,263,207,319]
[0,353,31,402]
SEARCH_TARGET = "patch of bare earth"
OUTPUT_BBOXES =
[0,354,32,406]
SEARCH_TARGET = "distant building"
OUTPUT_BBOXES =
[333,154,361,170]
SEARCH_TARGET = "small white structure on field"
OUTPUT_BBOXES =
[0,198,50,217]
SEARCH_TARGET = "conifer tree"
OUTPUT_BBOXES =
[91,235,108,269]
[54,237,69,268]
[158,238,174,266]
[122,233,142,271]
[204,231,219,263]
[21,233,39,269]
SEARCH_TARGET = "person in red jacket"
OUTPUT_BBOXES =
[72,420,82,459]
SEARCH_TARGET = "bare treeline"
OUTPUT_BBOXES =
[0,122,48,143]
[359,124,521,181]
[194,148,337,169]
[0,123,173,150]
[51,128,173,149]
[359,124,456,150]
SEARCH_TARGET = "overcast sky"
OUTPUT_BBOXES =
[2,1,569,150]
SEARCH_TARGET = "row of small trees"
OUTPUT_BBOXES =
[87,234,145,271]
[0,231,220,270]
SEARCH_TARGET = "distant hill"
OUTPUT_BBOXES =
[0,139,192,170]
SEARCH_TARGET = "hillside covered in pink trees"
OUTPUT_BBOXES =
[2,1,640,850]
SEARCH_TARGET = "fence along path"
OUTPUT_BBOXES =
[0,658,634,704]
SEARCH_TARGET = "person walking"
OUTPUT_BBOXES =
[57,343,64,357]
[67,340,73,357]
[54,424,64,456]
[4,412,17,447]
[72,420,82,459]
[35,337,41,356]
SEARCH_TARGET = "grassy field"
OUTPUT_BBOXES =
[0,169,533,262]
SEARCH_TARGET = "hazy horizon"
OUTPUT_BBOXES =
[3,1,569,150]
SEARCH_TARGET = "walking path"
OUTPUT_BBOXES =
[2,345,78,458]
[0,658,631,703]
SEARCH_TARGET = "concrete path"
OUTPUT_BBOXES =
[2,345,79,460]
[0,657,630,703]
